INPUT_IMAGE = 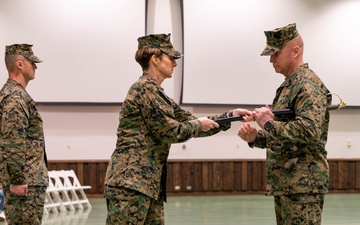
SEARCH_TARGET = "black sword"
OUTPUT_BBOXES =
[215,109,294,124]
[215,92,347,124]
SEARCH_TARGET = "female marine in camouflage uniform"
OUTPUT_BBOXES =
[104,34,252,224]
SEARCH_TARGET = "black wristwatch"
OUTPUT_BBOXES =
[264,120,274,131]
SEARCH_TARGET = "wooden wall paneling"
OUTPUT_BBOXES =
[172,162,182,192]
[262,161,267,191]
[66,163,78,174]
[212,162,222,191]
[348,161,356,189]
[48,161,77,172]
[233,162,242,191]
[241,162,248,191]
[47,160,360,195]
[193,162,203,192]
[208,162,214,191]
[76,162,84,185]
[337,161,349,189]
[182,162,194,192]
[97,162,108,194]
[251,162,263,191]
[247,162,253,191]
[83,162,99,194]
[357,162,360,190]
[48,163,56,171]
[202,162,209,191]
[49,162,69,171]
[223,162,234,191]
[328,161,337,190]
[167,163,174,192]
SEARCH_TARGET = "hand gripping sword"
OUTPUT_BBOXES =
[215,92,346,124]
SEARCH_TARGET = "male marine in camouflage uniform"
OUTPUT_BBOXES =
[0,44,48,224]
[238,23,331,225]
[104,34,252,224]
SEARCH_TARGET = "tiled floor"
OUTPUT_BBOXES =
[1,194,359,224]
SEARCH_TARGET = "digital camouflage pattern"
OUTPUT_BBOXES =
[5,44,43,63]
[104,75,230,202]
[137,33,183,59]
[261,23,299,56]
[3,186,46,225]
[252,63,331,196]
[0,79,48,187]
[0,78,48,224]
[274,194,324,225]
[105,186,164,225]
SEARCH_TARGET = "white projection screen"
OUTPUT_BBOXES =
[0,0,146,103]
[182,0,360,106]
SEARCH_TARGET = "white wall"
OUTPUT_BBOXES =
[0,0,146,103]
[35,0,360,160]
[181,0,360,106]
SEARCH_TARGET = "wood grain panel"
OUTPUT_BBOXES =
[202,162,209,191]
[193,162,203,192]
[328,161,338,190]
[48,159,360,196]
[97,162,108,194]
[172,162,182,191]
[223,162,234,191]
[357,162,360,189]
[166,163,174,192]
[337,161,349,189]
[182,162,194,192]
[234,162,242,191]
[83,163,99,194]
[241,162,248,191]
[348,162,356,189]
[251,162,263,191]
[262,161,267,190]
[212,162,222,191]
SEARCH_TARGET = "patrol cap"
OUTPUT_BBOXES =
[137,33,183,59]
[261,23,299,56]
[5,44,42,63]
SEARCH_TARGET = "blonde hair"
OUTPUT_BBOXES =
[135,48,163,71]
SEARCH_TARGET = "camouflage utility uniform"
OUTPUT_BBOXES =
[0,79,48,224]
[251,64,331,225]
[104,75,230,224]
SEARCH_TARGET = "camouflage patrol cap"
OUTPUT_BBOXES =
[261,23,299,56]
[5,44,42,63]
[137,33,183,59]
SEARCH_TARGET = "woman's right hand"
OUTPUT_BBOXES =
[198,117,219,132]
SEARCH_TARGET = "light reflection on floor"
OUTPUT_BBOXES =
[1,194,358,225]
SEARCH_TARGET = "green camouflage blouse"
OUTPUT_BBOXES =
[252,64,331,196]
[105,75,230,201]
[0,79,48,187]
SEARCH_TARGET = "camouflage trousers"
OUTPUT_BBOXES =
[274,193,325,225]
[3,186,46,225]
[104,186,164,225]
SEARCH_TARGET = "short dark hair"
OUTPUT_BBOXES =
[4,54,23,71]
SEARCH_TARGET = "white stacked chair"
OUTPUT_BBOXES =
[44,170,92,214]
[57,170,92,210]
[67,170,92,209]
[44,171,67,214]
[48,170,75,211]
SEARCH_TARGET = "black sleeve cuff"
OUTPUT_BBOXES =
[248,142,254,148]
